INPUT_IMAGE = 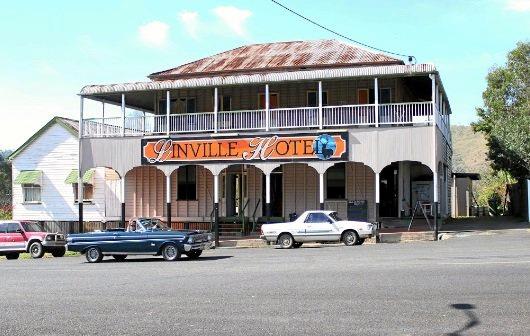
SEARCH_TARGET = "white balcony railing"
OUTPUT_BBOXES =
[82,101,438,138]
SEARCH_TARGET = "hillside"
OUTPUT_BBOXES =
[451,125,490,174]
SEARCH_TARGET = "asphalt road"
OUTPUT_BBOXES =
[1,230,529,336]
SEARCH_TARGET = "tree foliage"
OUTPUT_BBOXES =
[473,41,530,180]
[0,150,12,200]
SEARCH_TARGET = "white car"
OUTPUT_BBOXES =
[260,210,375,248]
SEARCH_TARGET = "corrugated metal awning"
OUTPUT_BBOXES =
[80,63,437,96]
[65,169,95,184]
[14,171,42,185]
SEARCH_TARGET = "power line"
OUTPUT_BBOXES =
[270,0,416,63]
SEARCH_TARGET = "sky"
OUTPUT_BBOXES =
[0,0,529,150]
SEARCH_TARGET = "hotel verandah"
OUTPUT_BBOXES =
[77,39,452,238]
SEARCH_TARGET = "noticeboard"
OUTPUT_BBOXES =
[347,200,368,221]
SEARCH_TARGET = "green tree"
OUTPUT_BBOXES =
[473,42,530,180]
[0,150,12,198]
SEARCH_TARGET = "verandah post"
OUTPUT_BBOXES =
[431,73,439,241]
[319,172,324,210]
[265,173,271,223]
[318,81,323,129]
[374,77,379,127]
[121,93,125,137]
[78,96,84,233]
[166,90,170,136]
[213,174,220,246]
[166,175,171,227]
[214,87,218,133]
[265,84,270,131]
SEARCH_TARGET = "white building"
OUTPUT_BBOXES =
[9,117,121,232]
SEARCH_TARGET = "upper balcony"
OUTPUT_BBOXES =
[80,66,452,146]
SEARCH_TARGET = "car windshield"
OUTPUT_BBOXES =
[21,222,44,232]
[138,218,169,231]
[329,212,342,222]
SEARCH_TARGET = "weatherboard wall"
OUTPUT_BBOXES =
[11,124,112,222]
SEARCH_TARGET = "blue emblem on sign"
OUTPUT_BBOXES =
[313,134,336,160]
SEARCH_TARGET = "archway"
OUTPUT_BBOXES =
[378,161,433,218]
[169,164,213,226]
[279,163,318,219]
[124,166,166,220]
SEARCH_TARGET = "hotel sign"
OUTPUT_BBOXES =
[141,133,348,164]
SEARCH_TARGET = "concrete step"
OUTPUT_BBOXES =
[378,231,435,243]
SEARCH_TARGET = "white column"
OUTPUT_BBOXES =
[318,81,323,129]
[102,102,105,125]
[121,93,125,137]
[166,175,171,204]
[78,96,84,203]
[374,77,379,127]
[431,74,437,126]
[265,84,270,131]
[375,172,380,204]
[214,87,218,133]
[319,172,324,208]
[166,90,170,136]
[265,173,271,204]
[214,174,219,203]
[120,177,126,204]
[398,162,404,218]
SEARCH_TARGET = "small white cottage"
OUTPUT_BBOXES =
[9,117,121,232]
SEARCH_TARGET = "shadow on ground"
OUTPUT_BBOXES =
[445,303,480,336]
[93,255,233,264]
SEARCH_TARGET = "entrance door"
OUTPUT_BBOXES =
[225,169,246,217]
[262,167,283,218]
[380,163,399,217]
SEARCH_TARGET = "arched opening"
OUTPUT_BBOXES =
[262,166,283,219]
[169,164,213,227]
[379,161,433,219]
[125,166,166,220]
[325,162,375,222]
[279,163,318,219]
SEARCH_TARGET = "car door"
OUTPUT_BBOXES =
[5,223,26,252]
[304,213,341,242]
[0,223,8,251]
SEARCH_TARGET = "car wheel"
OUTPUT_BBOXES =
[29,241,45,259]
[162,244,181,261]
[278,233,294,249]
[5,253,19,260]
[85,247,103,263]
[293,242,303,248]
[186,250,202,259]
[356,238,366,246]
[112,255,127,262]
[342,230,359,246]
[52,248,66,258]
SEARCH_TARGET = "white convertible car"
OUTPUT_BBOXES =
[260,210,376,248]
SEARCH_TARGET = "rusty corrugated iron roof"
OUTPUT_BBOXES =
[82,63,436,95]
[149,39,404,80]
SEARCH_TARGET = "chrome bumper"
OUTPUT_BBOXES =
[42,240,66,248]
[183,241,214,252]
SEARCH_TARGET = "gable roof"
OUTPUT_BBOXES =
[149,39,404,80]
[8,117,79,161]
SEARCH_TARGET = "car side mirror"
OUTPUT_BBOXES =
[15,229,23,234]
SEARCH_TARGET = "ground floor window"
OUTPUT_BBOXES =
[326,163,346,199]
[73,183,94,203]
[178,166,197,200]
[22,184,41,203]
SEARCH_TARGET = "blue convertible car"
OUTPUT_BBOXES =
[67,218,213,263]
